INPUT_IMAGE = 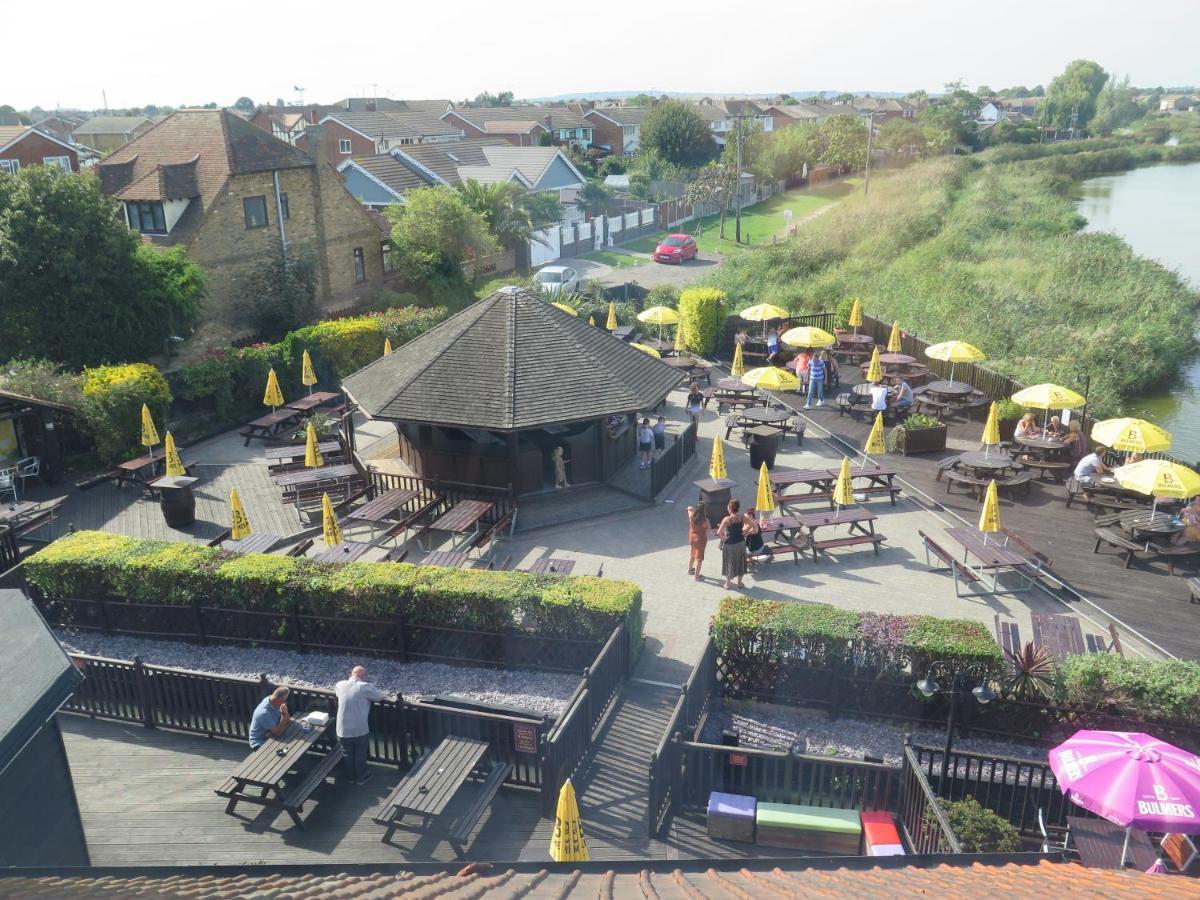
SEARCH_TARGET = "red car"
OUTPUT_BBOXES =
[653,234,698,264]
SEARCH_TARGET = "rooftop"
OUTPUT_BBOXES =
[72,115,152,135]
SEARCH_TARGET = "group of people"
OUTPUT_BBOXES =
[788,348,839,409]
[637,416,669,469]
[1014,413,1089,464]
[687,498,785,589]
[867,377,914,417]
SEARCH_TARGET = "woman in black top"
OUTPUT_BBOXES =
[717,499,747,589]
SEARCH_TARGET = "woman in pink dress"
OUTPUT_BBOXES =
[686,505,710,581]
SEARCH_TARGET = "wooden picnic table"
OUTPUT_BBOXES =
[1118,508,1183,540]
[223,533,285,555]
[285,391,341,415]
[1031,612,1086,664]
[428,500,494,539]
[421,550,471,568]
[957,451,1018,475]
[1015,433,1068,454]
[344,488,420,526]
[836,333,874,347]
[944,526,1042,596]
[264,440,341,463]
[242,408,303,446]
[924,379,974,400]
[878,352,915,366]
[763,507,881,561]
[115,452,165,487]
[773,463,901,507]
[312,540,374,564]
[524,557,575,576]
[664,356,711,384]
[272,463,360,488]
[715,376,752,393]
[0,500,39,527]
[1067,816,1157,870]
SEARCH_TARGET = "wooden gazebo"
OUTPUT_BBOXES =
[342,287,682,495]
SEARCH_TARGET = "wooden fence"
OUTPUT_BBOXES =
[650,420,698,498]
[898,741,963,854]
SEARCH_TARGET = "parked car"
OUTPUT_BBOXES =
[535,265,580,295]
[652,234,698,264]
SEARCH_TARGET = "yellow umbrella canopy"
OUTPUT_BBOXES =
[730,343,745,377]
[1010,383,1085,410]
[637,306,680,326]
[832,457,855,510]
[1091,418,1172,454]
[1113,459,1200,502]
[630,343,662,359]
[925,340,984,383]
[301,350,317,391]
[605,301,618,331]
[979,480,1002,536]
[709,436,728,481]
[321,492,344,547]
[755,462,775,518]
[846,298,863,329]
[981,402,1001,452]
[140,404,160,454]
[887,321,902,353]
[229,489,252,541]
[552,302,578,316]
[864,347,884,384]
[305,422,324,468]
[164,431,186,477]
[864,413,887,456]
[780,325,836,348]
[741,366,800,392]
[739,303,789,322]
[263,368,285,409]
[674,321,687,353]
[383,337,393,356]
[549,778,589,862]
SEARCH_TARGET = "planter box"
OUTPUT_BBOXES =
[899,424,948,455]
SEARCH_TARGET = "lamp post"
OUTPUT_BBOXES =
[916,661,995,790]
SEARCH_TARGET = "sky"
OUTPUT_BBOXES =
[4,0,1197,111]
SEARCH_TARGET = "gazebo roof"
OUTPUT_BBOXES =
[342,287,682,431]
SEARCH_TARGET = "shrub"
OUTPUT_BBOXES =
[80,363,173,464]
[1056,654,1200,728]
[677,287,727,354]
[900,413,942,431]
[994,398,1025,420]
[936,798,1022,853]
[0,359,84,409]
[645,284,680,310]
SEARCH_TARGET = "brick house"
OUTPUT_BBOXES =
[96,109,387,352]
[0,126,79,174]
[583,107,650,156]
[440,106,593,148]
[72,115,155,153]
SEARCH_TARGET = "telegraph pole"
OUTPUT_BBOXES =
[863,111,876,196]
[734,115,744,244]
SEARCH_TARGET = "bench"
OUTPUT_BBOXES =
[215,745,344,829]
[1092,526,1155,569]
[1189,577,1200,605]
[755,538,809,566]
[921,530,981,595]
[811,533,884,560]
[445,762,514,856]
[996,470,1034,497]
[944,469,989,499]
[471,511,514,558]
[1085,623,1124,656]
[935,454,965,482]
[995,618,1022,660]
[915,396,949,419]
[1018,456,1072,482]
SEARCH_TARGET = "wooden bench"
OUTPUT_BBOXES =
[915,396,949,419]
[996,470,1034,497]
[921,530,981,595]
[935,454,965,482]
[1189,577,1200,605]
[1086,623,1124,656]
[944,469,990,499]
[445,762,513,856]
[811,533,885,559]
[1018,456,1072,482]
[471,511,514,558]
[1092,526,1155,569]
[754,538,808,566]
[994,616,1022,660]
[215,745,343,829]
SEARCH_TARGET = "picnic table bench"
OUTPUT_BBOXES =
[1092,524,1200,575]
[421,550,471,568]
[1068,816,1158,870]
[773,464,901,508]
[994,616,1022,659]
[285,391,341,415]
[222,533,285,555]
[114,453,168,488]
[940,526,1044,597]
[373,736,511,857]
[265,440,343,472]
[414,499,494,550]
[343,488,420,528]
[523,557,575,576]
[312,540,374,564]
[920,529,983,596]
[241,408,303,446]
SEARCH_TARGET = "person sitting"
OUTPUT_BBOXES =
[249,686,291,750]
[824,353,840,389]
[1045,415,1065,437]
[1014,413,1040,440]
[1061,420,1087,464]
[869,381,889,414]
[890,378,914,413]
[1074,447,1111,482]
[743,508,770,560]
[1173,496,1200,546]
[1127,451,1144,464]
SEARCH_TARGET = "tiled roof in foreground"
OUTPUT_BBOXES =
[1,860,1194,899]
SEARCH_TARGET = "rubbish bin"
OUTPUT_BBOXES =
[155,475,198,528]
[746,425,782,470]
[694,477,737,527]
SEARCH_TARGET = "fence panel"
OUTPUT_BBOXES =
[898,743,963,854]
[607,215,622,236]
[577,221,592,242]
[641,208,655,226]
[624,211,639,229]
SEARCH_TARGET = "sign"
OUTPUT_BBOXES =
[513,721,538,755]
[729,753,748,767]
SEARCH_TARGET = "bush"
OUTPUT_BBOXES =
[25,531,642,645]
[900,413,941,431]
[677,287,727,354]
[0,359,84,409]
[1056,654,1200,728]
[645,284,680,311]
[80,363,173,464]
[936,798,1022,853]
[596,156,627,177]
[994,398,1025,420]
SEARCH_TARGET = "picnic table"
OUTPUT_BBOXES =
[1118,509,1183,541]
[716,376,752,393]
[612,325,638,342]
[421,550,471,568]
[223,533,285,555]
[312,540,374,564]
[215,716,340,828]
[265,440,340,464]
[924,379,974,400]
[773,463,902,507]
[272,463,360,488]
[836,333,874,347]
[285,391,341,415]
[0,500,39,528]
[242,408,303,446]
[664,356,711,384]
[878,352,915,366]
[1031,612,1086,664]
[344,488,420,527]
[941,526,1043,597]
[763,507,882,561]
[524,557,575,576]
[957,451,1017,475]
[1067,816,1157,870]
[423,500,494,549]
[115,452,165,487]
[1015,433,1068,455]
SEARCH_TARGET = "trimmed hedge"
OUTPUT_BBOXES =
[1056,653,1200,729]
[26,531,641,645]
[677,287,727,355]
[81,363,173,464]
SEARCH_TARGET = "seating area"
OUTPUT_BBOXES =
[706,791,894,857]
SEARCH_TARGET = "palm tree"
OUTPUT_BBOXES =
[455,180,563,271]
[574,181,612,218]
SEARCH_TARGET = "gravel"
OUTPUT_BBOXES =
[56,630,579,718]
[700,698,1048,768]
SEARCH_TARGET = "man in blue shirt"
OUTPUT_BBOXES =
[248,686,291,750]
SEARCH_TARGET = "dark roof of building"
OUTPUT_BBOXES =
[0,589,82,771]
[342,287,682,430]
[347,153,430,195]
[1,859,1191,898]
[446,104,590,131]
[390,138,514,185]
[324,110,460,141]
[73,115,153,136]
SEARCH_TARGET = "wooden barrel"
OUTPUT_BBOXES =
[159,485,196,528]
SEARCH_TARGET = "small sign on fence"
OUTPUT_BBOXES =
[729,753,748,767]
[513,721,538,754]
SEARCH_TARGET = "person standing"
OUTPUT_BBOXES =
[335,666,388,785]
[686,504,709,581]
[248,686,291,750]
[717,499,747,590]
[653,416,668,453]
[791,349,812,394]
[805,351,827,409]
[685,383,705,427]
[766,328,781,365]
[637,418,655,469]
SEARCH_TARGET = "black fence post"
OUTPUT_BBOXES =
[540,735,559,818]
[96,597,111,634]
[669,732,684,814]
[132,656,155,730]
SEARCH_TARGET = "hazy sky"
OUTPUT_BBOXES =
[6,0,1196,110]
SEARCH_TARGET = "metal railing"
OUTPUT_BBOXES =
[650,420,698,497]
[898,741,963,854]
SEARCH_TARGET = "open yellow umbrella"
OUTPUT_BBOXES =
[263,368,285,411]
[887,321,902,353]
[637,305,679,341]
[755,462,775,520]
[305,422,324,468]
[1092,418,1172,455]
[1011,383,1085,432]
[1113,459,1200,518]
[229,489,252,540]
[981,402,1001,457]
[552,302,578,316]
[780,326,835,348]
[730,342,745,377]
[164,431,186,477]
[833,457,855,519]
[321,492,343,547]
[864,346,883,384]
[548,778,589,862]
[741,366,799,391]
[979,480,1001,542]
[709,436,728,481]
[605,301,618,331]
[739,303,788,338]
[383,337,393,356]
[674,321,687,353]
[925,340,985,384]
[864,412,887,457]
[140,404,160,459]
[847,298,863,334]
[630,343,661,359]
[301,350,317,395]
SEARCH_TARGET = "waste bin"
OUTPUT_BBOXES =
[694,477,737,527]
[155,475,198,528]
[746,425,782,470]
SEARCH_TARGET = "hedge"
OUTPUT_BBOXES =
[1056,653,1200,730]
[25,530,641,645]
[81,363,173,464]
[677,287,727,355]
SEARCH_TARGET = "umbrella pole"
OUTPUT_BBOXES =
[1120,826,1132,868]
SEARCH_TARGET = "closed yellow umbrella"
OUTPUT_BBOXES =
[887,321,902,353]
[588,315,596,327]
[730,343,745,377]
[164,431,186,477]
[709,436,728,481]
[864,412,886,456]
[263,368,285,410]
[981,402,1001,457]
[780,326,835,348]
[552,302,578,316]
[637,305,678,341]
[321,492,343,547]
[847,298,863,333]
[605,301,618,331]
[979,480,1001,541]
[1091,418,1172,455]
[925,340,984,384]
[548,778,589,862]
[674,321,687,353]
[304,422,324,468]
[755,462,775,520]
[1113,459,1200,518]
[229,489,252,541]
[630,343,661,359]
[864,347,883,384]
[832,457,855,519]
[301,350,317,394]
[140,404,160,459]
[383,337,393,356]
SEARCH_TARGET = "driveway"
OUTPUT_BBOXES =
[577,249,724,290]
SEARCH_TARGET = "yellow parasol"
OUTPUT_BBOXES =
[864,412,887,457]
[1010,383,1085,433]
[887,321,902,353]
[780,325,835,348]
[140,404,160,459]
[978,479,1001,542]
[739,302,789,339]
[229,489,252,540]
[588,315,596,327]
[832,457,855,519]
[925,340,984,384]
[637,305,679,341]
[755,462,775,520]
[981,402,1001,457]
[163,431,185,477]
[709,436,728,481]
[301,350,317,394]
[1112,459,1200,519]
[263,368,285,410]
[741,366,799,391]
[674,321,687,353]
[605,301,618,331]
[847,298,863,334]
[864,346,883,384]
[383,337,393,356]
[321,492,343,547]
[730,342,745,377]
[304,422,324,468]
[548,778,589,862]
[552,302,578,316]
[630,343,661,359]
[1091,418,1172,455]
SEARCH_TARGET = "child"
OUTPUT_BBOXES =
[653,416,668,453]
[637,418,654,469]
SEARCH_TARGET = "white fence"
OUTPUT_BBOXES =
[529,227,561,268]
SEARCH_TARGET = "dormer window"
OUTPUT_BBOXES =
[126,200,166,234]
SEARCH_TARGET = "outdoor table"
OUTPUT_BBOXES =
[715,377,752,393]
[850,382,880,403]
[878,352,915,366]
[242,408,303,446]
[1118,509,1184,541]
[264,440,340,463]
[739,407,790,425]
[150,474,199,527]
[763,508,878,561]
[343,488,420,526]
[372,736,489,839]
[643,337,675,355]
[421,550,471,568]
[219,716,331,826]
[1067,816,1157,870]
[312,540,374,564]
[944,526,1042,596]
[695,477,737,527]
[272,463,360,489]
[773,464,900,508]
[524,557,575,576]
[924,380,974,400]
[425,499,494,549]
[0,500,38,527]
[956,451,1017,476]
[836,333,874,347]
[612,325,638,342]
[664,356,711,384]
[285,391,341,415]
[115,453,164,487]
[223,533,285,555]
[1031,613,1086,664]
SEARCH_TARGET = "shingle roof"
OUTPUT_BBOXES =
[0,125,29,147]
[324,110,460,142]
[449,105,589,131]
[350,153,431,194]
[392,138,515,185]
[342,287,682,430]
[585,106,652,126]
[2,859,1193,898]
[73,115,152,136]
[479,145,577,187]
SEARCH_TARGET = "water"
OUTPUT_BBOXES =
[1072,161,1200,462]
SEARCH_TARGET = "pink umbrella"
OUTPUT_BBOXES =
[1049,730,1200,866]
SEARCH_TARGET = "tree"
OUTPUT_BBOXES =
[0,166,203,367]
[574,181,612,217]
[997,85,1030,98]
[455,180,561,271]
[876,118,927,156]
[920,81,981,147]
[818,114,869,170]
[638,100,718,168]
[834,92,856,105]
[471,90,513,107]
[627,93,656,108]
[233,96,255,112]
[1044,59,1108,133]
[1090,75,1144,135]
[246,239,318,340]
[685,163,736,237]
[757,122,820,181]
[0,104,31,125]
[386,186,495,283]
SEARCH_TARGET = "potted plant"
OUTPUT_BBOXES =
[886,413,948,455]
[995,398,1025,442]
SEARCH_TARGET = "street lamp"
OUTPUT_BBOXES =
[916,661,995,790]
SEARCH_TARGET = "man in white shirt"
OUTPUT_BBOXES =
[1074,450,1110,482]
[869,382,889,412]
[335,666,389,785]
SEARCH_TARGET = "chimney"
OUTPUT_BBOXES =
[304,123,325,168]
[310,108,318,125]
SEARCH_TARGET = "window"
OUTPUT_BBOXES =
[353,247,366,283]
[279,192,290,220]
[338,138,352,154]
[42,155,72,172]
[126,201,166,234]
[381,241,393,273]
[0,159,19,174]
[243,195,268,229]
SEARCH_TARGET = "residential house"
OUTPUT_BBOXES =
[96,110,387,351]
[692,99,773,144]
[254,106,461,153]
[0,126,79,174]
[763,101,831,130]
[249,107,309,145]
[977,101,1005,124]
[72,115,155,153]
[852,97,918,121]
[29,113,85,144]
[583,107,650,156]
[1001,97,1043,118]
[1159,94,1197,112]
[441,106,593,148]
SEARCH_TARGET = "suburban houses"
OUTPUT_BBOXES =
[0,125,79,173]
[72,114,156,152]
[583,106,651,156]
[440,104,594,147]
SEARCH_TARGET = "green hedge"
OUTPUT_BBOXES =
[25,531,641,645]
[677,287,727,355]
[1056,653,1200,729]
[81,363,173,464]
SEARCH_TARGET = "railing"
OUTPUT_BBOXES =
[719,311,837,354]
[364,467,517,525]
[650,420,698,497]
[539,622,630,815]
[898,741,963,854]
[0,527,19,572]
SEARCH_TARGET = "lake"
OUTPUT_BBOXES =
[1073,161,1200,462]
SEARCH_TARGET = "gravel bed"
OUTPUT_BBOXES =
[700,698,1048,769]
[56,630,578,718]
